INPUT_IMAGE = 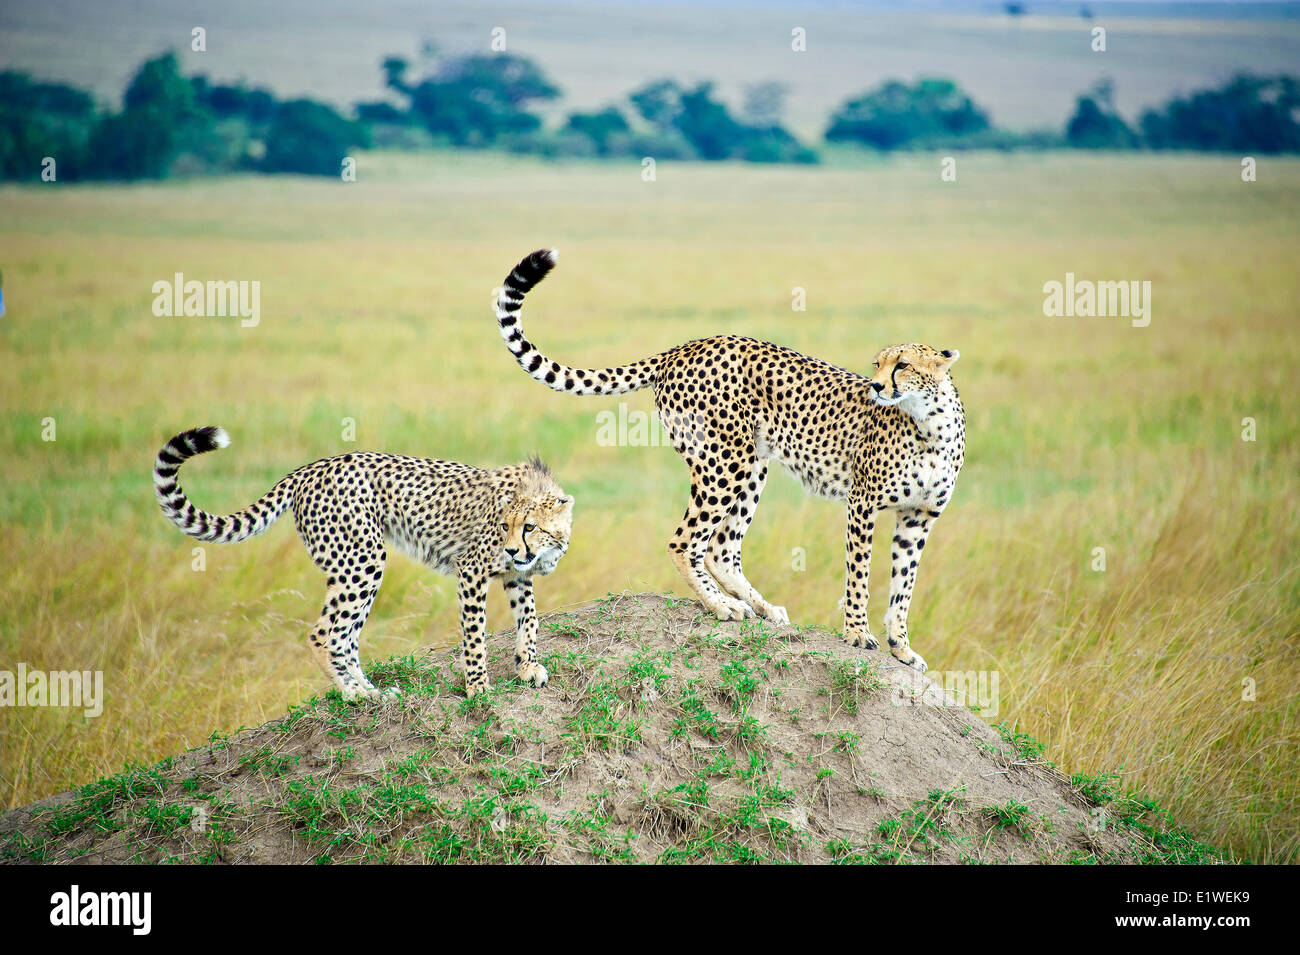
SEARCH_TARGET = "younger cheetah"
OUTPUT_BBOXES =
[494,250,964,671]
[153,427,573,699]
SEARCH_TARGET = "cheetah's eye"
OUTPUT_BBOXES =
[501,523,508,532]
[896,361,909,370]
[524,523,536,533]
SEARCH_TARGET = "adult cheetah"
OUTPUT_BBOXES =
[153,427,573,699]
[494,249,964,671]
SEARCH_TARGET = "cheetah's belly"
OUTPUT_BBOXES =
[385,524,465,576]
[758,425,855,501]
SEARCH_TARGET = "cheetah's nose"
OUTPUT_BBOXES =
[505,547,519,557]
[870,381,885,393]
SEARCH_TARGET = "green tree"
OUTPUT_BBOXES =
[86,110,176,179]
[629,79,684,129]
[0,71,95,180]
[1065,80,1138,148]
[1140,74,1300,153]
[564,107,630,155]
[123,52,198,116]
[86,52,214,179]
[626,79,816,163]
[262,99,363,175]
[382,56,411,95]
[399,53,560,146]
[826,77,990,149]
[191,77,276,123]
[675,83,745,160]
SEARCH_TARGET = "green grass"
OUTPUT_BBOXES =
[985,799,1034,838]
[1,150,1297,862]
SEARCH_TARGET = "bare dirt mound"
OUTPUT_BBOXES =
[0,593,1202,864]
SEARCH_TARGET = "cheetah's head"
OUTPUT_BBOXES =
[867,344,959,417]
[501,462,573,577]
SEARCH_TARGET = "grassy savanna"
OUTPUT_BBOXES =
[1,150,1297,862]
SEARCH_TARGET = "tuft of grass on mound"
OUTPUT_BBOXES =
[0,594,1235,865]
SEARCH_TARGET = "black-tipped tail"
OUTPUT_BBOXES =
[494,249,658,397]
[503,248,558,300]
[154,428,292,544]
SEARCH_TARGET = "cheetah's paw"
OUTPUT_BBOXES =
[845,631,879,651]
[892,648,928,673]
[518,662,549,688]
[707,594,751,621]
[340,683,386,702]
[765,605,790,626]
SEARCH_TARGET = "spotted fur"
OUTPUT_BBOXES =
[495,250,965,671]
[154,427,573,699]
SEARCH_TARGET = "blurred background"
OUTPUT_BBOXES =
[1,0,1297,862]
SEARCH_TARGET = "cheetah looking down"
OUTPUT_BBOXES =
[495,249,964,671]
[153,427,573,699]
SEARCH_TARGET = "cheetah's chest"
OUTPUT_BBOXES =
[886,452,958,509]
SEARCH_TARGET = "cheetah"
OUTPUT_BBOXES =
[494,249,964,671]
[153,427,573,699]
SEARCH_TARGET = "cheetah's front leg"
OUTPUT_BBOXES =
[842,490,879,651]
[503,576,548,688]
[883,507,936,672]
[457,567,492,699]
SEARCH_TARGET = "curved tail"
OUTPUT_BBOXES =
[153,427,294,544]
[496,249,659,396]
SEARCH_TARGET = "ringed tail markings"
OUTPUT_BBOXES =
[495,248,660,397]
[153,426,293,544]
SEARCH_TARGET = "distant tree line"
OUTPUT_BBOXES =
[2,46,1297,181]
[1,53,364,180]
[357,55,817,163]
[1064,75,1300,152]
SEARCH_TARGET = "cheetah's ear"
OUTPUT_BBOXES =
[556,495,574,510]
[938,349,959,371]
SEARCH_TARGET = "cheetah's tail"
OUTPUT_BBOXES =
[496,248,659,397]
[153,427,294,544]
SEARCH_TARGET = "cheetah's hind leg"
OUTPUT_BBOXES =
[307,551,393,702]
[702,461,789,625]
[667,464,752,622]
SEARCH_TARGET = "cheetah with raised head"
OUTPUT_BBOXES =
[153,427,573,699]
[494,249,964,671]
